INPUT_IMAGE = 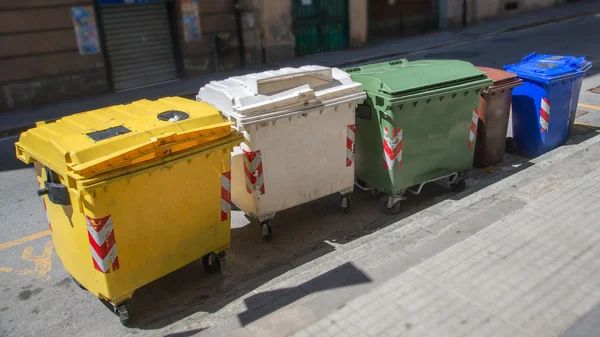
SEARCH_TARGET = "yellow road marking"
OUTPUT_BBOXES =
[0,230,51,251]
[17,240,54,280]
[0,267,13,273]
[574,122,600,130]
[579,103,600,111]
[592,60,600,64]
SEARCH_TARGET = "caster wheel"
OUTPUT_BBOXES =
[262,222,273,241]
[202,252,221,273]
[378,195,401,215]
[341,196,351,214]
[451,179,467,192]
[505,137,518,154]
[71,276,85,290]
[115,304,129,326]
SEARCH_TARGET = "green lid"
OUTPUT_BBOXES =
[346,59,490,96]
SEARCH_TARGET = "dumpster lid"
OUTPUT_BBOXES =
[16,97,237,178]
[475,67,522,92]
[345,59,489,96]
[197,65,363,119]
[503,53,592,84]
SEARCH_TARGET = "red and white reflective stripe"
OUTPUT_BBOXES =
[242,144,265,195]
[468,110,478,149]
[221,170,231,221]
[540,98,550,133]
[38,182,52,232]
[346,124,355,167]
[86,215,119,273]
[383,127,402,171]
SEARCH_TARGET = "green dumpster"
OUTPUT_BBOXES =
[347,59,492,214]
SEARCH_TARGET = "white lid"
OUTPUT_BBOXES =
[197,66,364,122]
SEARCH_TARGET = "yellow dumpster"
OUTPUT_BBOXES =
[15,97,243,324]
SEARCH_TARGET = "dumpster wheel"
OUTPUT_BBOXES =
[261,221,273,241]
[115,303,129,326]
[341,196,351,214]
[379,195,402,215]
[451,179,467,192]
[202,252,222,273]
[70,276,86,290]
[505,137,518,154]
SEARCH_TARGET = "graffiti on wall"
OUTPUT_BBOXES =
[71,6,100,55]
[181,0,202,41]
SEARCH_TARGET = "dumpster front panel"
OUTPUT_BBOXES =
[474,89,514,167]
[230,104,356,220]
[355,87,482,195]
[473,66,522,168]
[38,143,235,304]
[511,78,575,157]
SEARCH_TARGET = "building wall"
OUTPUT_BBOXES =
[447,0,569,26]
[0,0,108,112]
[259,0,294,62]
[349,0,368,48]
[177,0,262,77]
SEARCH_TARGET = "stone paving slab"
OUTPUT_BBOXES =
[286,162,600,337]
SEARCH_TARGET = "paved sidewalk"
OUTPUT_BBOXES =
[2,0,600,136]
[289,171,600,337]
[182,133,600,337]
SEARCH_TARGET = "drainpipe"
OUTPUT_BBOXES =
[234,0,246,68]
[462,0,468,27]
[438,0,448,30]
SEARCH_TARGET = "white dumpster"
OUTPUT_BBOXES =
[198,66,366,240]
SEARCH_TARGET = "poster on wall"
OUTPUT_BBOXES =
[181,0,201,41]
[71,6,100,55]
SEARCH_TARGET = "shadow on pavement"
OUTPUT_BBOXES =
[163,329,207,337]
[0,136,30,172]
[238,263,371,326]
[561,300,600,337]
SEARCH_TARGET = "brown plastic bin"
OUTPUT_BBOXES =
[473,67,523,168]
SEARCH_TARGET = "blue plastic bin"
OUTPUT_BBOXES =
[504,53,591,157]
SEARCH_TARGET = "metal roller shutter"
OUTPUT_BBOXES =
[100,3,178,90]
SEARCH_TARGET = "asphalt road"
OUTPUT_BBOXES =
[2,13,600,337]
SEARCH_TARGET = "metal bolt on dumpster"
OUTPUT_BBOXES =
[504,53,592,157]
[347,59,492,215]
[473,67,523,168]
[15,97,243,325]
[198,66,366,241]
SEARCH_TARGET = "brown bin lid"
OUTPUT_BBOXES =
[475,66,522,92]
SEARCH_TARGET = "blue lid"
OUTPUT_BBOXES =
[503,52,592,83]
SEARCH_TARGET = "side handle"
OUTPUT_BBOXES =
[39,167,71,206]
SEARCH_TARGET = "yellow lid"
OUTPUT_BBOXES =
[16,97,235,178]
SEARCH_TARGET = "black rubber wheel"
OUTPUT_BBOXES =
[451,179,467,192]
[71,276,86,290]
[505,137,518,154]
[341,196,351,214]
[262,222,273,242]
[378,195,401,215]
[202,252,222,273]
[115,304,129,326]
